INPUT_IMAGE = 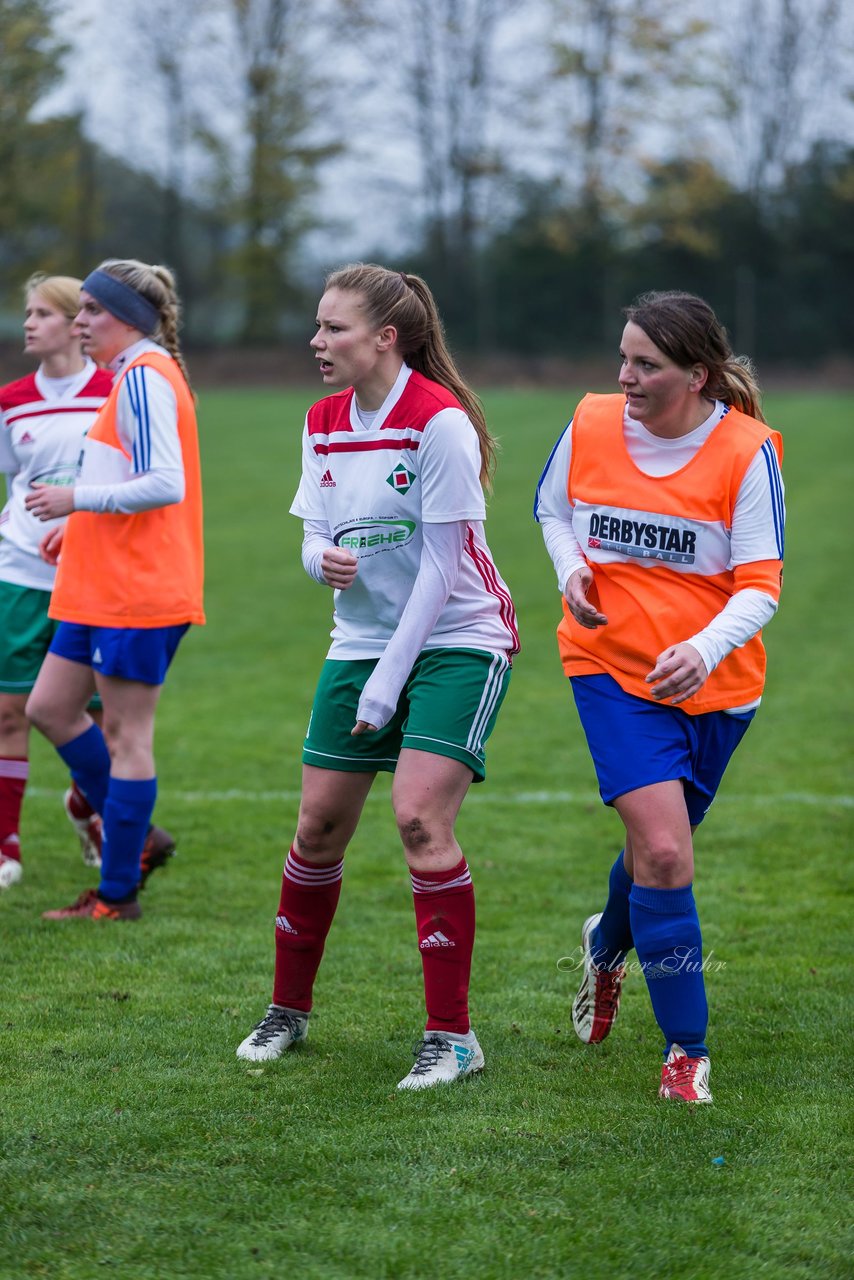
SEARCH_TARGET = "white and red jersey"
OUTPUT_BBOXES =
[0,360,113,590]
[291,363,518,660]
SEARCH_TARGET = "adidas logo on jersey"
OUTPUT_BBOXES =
[420,930,454,949]
[320,469,336,488]
[276,914,298,934]
[19,431,35,444]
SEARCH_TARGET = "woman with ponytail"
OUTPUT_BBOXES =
[237,263,518,1090]
[24,259,204,921]
[535,290,785,1104]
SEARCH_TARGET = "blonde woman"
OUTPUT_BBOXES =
[0,274,115,888]
[238,263,518,1090]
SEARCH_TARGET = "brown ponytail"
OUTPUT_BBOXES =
[324,263,496,486]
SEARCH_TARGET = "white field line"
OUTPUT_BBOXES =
[26,786,854,808]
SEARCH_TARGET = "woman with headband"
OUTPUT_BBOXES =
[25,259,204,921]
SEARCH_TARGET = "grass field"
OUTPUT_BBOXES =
[1,385,852,1279]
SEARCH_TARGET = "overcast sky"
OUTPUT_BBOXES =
[42,0,854,271]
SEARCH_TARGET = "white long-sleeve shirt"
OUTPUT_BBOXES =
[73,339,185,514]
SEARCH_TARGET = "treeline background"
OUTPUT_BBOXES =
[2,0,853,367]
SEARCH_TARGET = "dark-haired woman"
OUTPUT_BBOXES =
[535,290,784,1103]
[238,264,518,1089]
[25,258,204,922]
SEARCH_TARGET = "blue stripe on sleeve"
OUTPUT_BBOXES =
[125,367,152,474]
[125,369,141,472]
[533,420,572,523]
[138,367,152,472]
[761,438,785,558]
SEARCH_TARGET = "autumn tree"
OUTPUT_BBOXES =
[716,0,850,198]
[0,0,83,292]
[226,0,341,342]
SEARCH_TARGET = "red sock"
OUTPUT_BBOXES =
[0,757,29,859]
[272,846,344,1013]
[411,858,475,1034]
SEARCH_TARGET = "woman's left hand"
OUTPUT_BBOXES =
[351,720,378,736]
[646,642,708,704]
[39,525,65,564]
[25,484,75,521]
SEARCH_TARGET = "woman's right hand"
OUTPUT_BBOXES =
[39,525,65,565]
[564,566,608,628]
[321,547,358,590]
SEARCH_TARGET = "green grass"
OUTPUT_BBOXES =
[1,387,852,1279]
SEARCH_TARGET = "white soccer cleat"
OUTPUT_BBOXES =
[659,1043,712,1104]
[236,1004,309,1062]
[0,852,23,889]
[63,786,102,868]
[572,911,626,1044]
[397,1030,485,1090]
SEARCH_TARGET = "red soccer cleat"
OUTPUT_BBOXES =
[659,1044,712,1103]
[63,784,103,868]
[138,825,177,890]
[42,887,141,921]
[571,912,626,1044]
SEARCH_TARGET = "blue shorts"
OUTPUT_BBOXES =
[570,673,755,825]
[50,621,190,686]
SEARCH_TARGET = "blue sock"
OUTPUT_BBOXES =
[99,776,157,901]
[591,849,633,970]
[629,883,709,1059]
[56,724,111,816]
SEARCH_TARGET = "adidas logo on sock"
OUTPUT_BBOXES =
[275,914,298,934]
[420,930,454,949]
[320,469,336,488]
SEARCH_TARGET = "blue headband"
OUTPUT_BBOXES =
[82,269,160,336]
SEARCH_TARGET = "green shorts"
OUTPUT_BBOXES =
[303,647,512,782]
[0,580,59,693]
[0,580,101,708]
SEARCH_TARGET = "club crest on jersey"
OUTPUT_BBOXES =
[386,463,416,495]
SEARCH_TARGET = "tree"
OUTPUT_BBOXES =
[226,0,341,342]
[341,0,518,345]
[715,0,850,199]
[545,0,710,218]
[105,0,225,318]
[0,0,78,291]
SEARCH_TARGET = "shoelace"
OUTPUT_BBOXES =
[408,1037,453,1076]
[664,1056,702,1091]
[251,1009,304,1046]
[69,888,99,910]
[594,967,624,1014]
